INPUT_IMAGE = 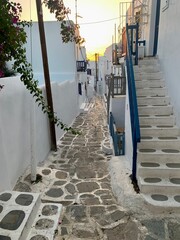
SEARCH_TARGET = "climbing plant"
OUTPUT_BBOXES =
[43,0,85,44]
[0,0,82,134]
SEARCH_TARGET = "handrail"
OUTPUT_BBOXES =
[126,23,141,182]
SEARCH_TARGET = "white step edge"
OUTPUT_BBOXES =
[27,203,63,240]
[142,193,180,208]
[137,151,180,163]
[0,191,41,240]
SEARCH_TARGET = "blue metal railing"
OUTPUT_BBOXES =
[126,23,141,181]
[127,23,139,65]
[109,112,125,156]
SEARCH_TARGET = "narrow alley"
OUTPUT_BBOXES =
[14,96,180,240]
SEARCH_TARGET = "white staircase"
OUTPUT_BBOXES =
[134,57,180,207]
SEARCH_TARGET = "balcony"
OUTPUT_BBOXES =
[77,61,87,72]
[106,74,126,97]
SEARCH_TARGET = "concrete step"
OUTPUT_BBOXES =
[139,116,176,126]
[134,72,163,80]
[27,203,62,240]
[135,79,165,89]
[137,96,170,106]
[138,105,173,115]
[139,177,180,196]
[138,58,159,66]
[139,177,180,193]
[134,65,161,73]
[137,151,180,164]
[138,139,180,150]
[0,191,62,240]
[140,125,179,137]
[138,166,180,178]
[136,87,167,97]
[142,193,180,208]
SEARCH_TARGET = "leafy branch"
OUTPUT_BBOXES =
[43,0,85,44]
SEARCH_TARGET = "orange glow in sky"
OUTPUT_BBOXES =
[16,0,128,59]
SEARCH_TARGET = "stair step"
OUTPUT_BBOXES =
[139,116,175,126]
[138,166,180,178]
[138,151,180,163]
[134,65,161,73]
[140,126,179,137]
[139,177,180,194]
[142,193,180,208]
[138,139,180,150]
[0,191,41,240]
[138,58,159,66]
[138,178,180,195]
[134,72,163,80]
[137,96,170,105]
[138,105,173,115]
[27,203,62,240]
[135,79,165,88]
[136,88,167,97]
[0,191,62,240]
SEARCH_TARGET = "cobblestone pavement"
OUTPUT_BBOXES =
[14,96,180,240]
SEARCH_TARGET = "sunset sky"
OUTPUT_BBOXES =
[16,0,130,59]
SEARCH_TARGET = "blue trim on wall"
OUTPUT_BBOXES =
[153,0,161,56]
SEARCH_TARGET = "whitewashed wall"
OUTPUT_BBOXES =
[145,0,157,56]
[124,69,133,167]
[0,76,79,192]
[157,0,180,127]
[104,45,113,75]
[111,97,126,129]
[25,21,77,85]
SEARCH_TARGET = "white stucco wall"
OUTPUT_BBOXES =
[158,0,180,127]
[111,97,126,129]
[0,77,31,191]
[0,76,79,192]
[124,69,133,167]
[104,45,113,75]
[77,46,86,61]
[145,1,156,56]
[25,21,76,85]
[52,80,79,139]
[98,56,108,95]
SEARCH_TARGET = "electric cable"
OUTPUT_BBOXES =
[79,17,120,25]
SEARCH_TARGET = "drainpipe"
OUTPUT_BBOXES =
[95,53,98,91]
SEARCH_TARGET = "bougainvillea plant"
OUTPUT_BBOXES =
[0,1,28,77]
[43,0,85,44]
[0,0,80,134]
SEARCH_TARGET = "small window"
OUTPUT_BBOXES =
[162,0,169,12]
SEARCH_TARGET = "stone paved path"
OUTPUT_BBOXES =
[14,96,180,240]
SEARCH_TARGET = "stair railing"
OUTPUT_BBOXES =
[126,23,141,182]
